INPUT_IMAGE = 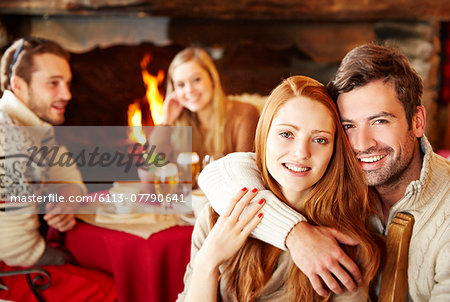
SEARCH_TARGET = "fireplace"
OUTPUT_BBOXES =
[1,0,449,150]
[66,43,182,126]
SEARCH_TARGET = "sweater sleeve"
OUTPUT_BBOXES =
[46,144,87,196]
[430,239,450,300]
[177,205,212,302]
[198,152,306,250]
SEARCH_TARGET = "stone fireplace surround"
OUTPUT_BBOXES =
[0,1,449,150]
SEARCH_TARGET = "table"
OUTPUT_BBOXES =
[65,220,193,302]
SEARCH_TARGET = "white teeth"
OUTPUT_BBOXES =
[284,163,309,172]
[359,155,385,163]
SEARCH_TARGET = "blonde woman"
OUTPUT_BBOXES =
[162,47,259,160]
[178,76,381,301]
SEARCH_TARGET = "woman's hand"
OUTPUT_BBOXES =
[161,92,184,124]
[195,188,264,270]
[184,188,264,302]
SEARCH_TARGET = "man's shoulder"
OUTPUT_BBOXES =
[414,152,449,225]
[0,109,14,126]
[429,151,450,185]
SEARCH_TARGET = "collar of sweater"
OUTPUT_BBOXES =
[393,135,448,211]
[373,135,448,233]
[0,90,50,127]
[404,135,433,197]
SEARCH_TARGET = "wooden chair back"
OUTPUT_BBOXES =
[378,212,415,302]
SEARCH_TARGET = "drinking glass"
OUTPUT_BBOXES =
[191,152,201,186]
[202,154,215,169]
[177,152,200,189]
[154,163,179,212]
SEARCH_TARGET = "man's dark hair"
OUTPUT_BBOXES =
[327,43,423,127]
[0,37,70,92]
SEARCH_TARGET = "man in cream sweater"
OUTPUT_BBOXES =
[198,44,449,301]
[0,37,86,267]
[0,37,116,301]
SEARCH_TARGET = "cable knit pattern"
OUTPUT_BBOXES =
[378,136,450,302]
[198,138,450,301]
[0,90,87,266]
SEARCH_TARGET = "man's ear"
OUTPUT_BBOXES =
[412,105,426,138]
[10,75,28,99]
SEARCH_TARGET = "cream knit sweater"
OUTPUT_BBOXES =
[177,206,368,301]
[198,137,450,301]
[0,90,87,266]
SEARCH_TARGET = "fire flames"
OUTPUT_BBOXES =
[127,53,165,144]
[127,101,147,145]
[141,53,165,125]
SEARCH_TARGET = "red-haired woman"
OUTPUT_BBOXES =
[178,76,381,301]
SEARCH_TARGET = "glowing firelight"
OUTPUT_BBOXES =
[127,101,147,145]
[127,53,166,145]
[141,53,165,125]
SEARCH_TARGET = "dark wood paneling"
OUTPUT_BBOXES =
[0,0,449,21]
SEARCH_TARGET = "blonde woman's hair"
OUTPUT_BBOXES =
[211,75,381,301]
[166,47,227,158]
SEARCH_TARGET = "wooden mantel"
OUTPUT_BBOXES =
[0,0,449,21]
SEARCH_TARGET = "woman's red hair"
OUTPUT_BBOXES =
[211,76,381,301]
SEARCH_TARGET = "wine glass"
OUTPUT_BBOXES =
[202,154,215,169]
[154,163,179,212]
[201,154,217,196]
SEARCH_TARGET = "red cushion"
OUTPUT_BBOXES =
[437,149,450,160]
[0,262,117,302]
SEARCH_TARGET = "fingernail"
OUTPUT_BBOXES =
[258,213,263,218]
[242,187,247,191]
[251,188,258,193]
[258,198,264,204]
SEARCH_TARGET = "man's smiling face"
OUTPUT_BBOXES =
[337,79,419,187]
[20,53,72,125]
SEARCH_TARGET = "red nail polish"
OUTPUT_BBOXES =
[242,187,247,191]
[258,198,264,204]
[258,213,263,218]
[251,188,258,193]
